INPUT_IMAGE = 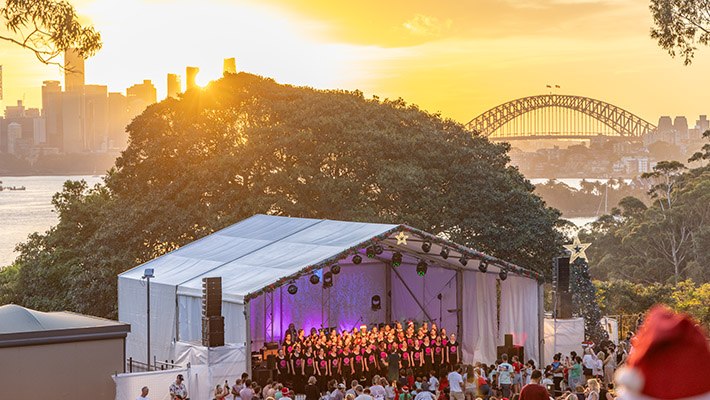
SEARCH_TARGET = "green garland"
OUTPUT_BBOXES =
[243,224,543,302]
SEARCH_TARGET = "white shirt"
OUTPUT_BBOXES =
[371,385,386,400]
[137,397,150,400]
[593,359,603,376]
[582,354,595,370]
[355,394,374,400]
[428,377,439,391]
[447,371,464,393]
[414,392,435,400]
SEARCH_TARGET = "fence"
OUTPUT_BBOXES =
[127,356,183,373]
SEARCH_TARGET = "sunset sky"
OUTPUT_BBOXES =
[1,0,710,125]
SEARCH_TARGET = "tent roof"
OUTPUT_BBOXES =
[120,215,541,303]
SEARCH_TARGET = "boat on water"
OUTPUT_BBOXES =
[0,185,26,191]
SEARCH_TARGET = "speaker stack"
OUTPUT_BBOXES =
[496,334,524,361]
[554,257,573,319]
[202,277,225,347]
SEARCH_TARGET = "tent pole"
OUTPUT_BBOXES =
[456,269,463,341]
[386,264,392,324]
[538,282,545,366]
[391,266,434,322]
[245,301,252,375]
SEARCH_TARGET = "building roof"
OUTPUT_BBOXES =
[0,304,130,347]
[120,215,541,304]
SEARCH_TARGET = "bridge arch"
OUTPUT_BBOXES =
[466,94,656,139]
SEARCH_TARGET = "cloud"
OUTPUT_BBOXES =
[402,14,453,37]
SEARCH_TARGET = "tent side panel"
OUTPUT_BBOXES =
[391,264,457,332]
[462,271,499,364]
[119,277,177,364]
[500,274,540,364]
[178,295,246,346]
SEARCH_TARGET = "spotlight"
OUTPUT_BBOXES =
[374,243,384,255]
[352,254,362,265]
[459,255,468,266]
[310,274,320,285]
[392,252,403,267]
[371,295,381,311]
[331,264,341,274]
[440,247,449,259]
[288,284,298,295]
[499,268,508,281]
[422,241,432,253]
[479,260,488,273]
[323,271,333,288]
[416,260,428,276]
[366,247,375,258]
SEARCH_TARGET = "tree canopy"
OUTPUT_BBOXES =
[0,73,564,318]
[0,0,101,66]
[650,0,710,65]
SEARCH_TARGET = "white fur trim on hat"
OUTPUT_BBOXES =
[616,366,710,400]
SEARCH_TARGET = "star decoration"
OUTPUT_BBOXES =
[563,235,591,263]
[394,231,409,245]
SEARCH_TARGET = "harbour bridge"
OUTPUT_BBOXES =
[466,94,656,141]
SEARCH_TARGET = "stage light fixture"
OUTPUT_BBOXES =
[288,284,298,295]
[479,260,488,273]
[416,260,428,276]
[371,295,381,311]
[366,247,376,258]
[440,247,449,259]
[352,254,362,265]
[499,268,508,281]
[310,274,320,285]
[331,264,341,274]
[459,255,468,266]
[323,271,333,288]
[392,252,403,267]
[374,243,384,255]
[422,241,432,253]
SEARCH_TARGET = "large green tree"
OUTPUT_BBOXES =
[650,0,710,65]
[2,73,564,318]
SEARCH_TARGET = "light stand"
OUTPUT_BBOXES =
[142,268,155,369]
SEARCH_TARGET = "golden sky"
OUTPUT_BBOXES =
[1,0,710,126]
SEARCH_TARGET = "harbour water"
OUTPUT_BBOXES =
[0,175,102,267]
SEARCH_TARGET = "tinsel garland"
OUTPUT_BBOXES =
[243,224,543,302]
[569,257,608,342]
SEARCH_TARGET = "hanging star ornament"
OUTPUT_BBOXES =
[394,231,409,245]
[563,235,591,263]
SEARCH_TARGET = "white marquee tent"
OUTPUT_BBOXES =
[119,215,544,374]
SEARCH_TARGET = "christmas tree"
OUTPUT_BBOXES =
[564,236,608,343]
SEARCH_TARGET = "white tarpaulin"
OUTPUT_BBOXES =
[500,274,541,364]
[600,317,619,345]
[544,318,585,365]
[173,341,247,400]
[118,215,542,366]
[113,367,189,400]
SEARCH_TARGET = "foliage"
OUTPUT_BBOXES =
[595,279,710,329]
[534,178,648,218]
[650,0,710,65]
[581,159,710,283]
[0,0,101,66]
[570,257,607,342]
[0,73,564,318]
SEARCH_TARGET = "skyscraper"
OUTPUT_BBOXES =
[64,49,85,92]
[697,115,709,134]
[108,92,130,150]
[85,85,108,151]
[42,80,63,150]
[127,80,157,117]
[673,116,688,136]
[186,66,199,91]
[167,73,181,99]
[223,58,236,75]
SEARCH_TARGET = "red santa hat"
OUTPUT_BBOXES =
[615,305,710,400]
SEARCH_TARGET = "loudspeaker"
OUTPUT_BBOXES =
[202,315,225,347]
[254,368,272,386]
[266,354,276,369]
[554,257,570,292]
[202,277,222,317]
[558,292,573,319]
[497,334,524,361]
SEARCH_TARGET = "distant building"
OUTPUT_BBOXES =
[697,115,709,134]
[7,122,21,154]
[126,80,157,116]
[64,49,85,92]
[42,80,63,150]
[61,90,85,153]
[223,57,237,75]
[167,73,181,99]
[673,116,688,139]
[1,100,44,154]
[186,66,200,90]
[85,85,108,151]
[108,92,130,150]
[657,116,673,134]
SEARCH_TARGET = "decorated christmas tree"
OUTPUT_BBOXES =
[564,236,608,343]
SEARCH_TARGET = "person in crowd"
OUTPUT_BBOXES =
[438,387,450,400]
[371,377,387,400]
[429,370,440,394]
[215,384,229,400]
[415,383,436,400]
[447,334,460,371]
[465,365,477,400]
[519,370,548,400]
[593,352,604,382]
[346,394,355,400]
[497,354,514,399]
[332,383,346,400]
[475,368,490,400]
[385,380,397,400]
[448,364,465,400]
[305,376,320,400]
[274,384,285,400]
[170,374,189,400]
[573,386,585,400]
[347,380,360,398]
[510,356,523,395]
[240,380,255,400]
[550,354,564,397]
[586,379,600,400]
[137,386,150,400]
[581,348,595,382]
[568,357,582,392]
[281,388,293,400]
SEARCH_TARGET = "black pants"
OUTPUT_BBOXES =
[553,377,564,396]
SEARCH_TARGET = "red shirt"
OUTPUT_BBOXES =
[520,383,549,400]
[512,362,523,374]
